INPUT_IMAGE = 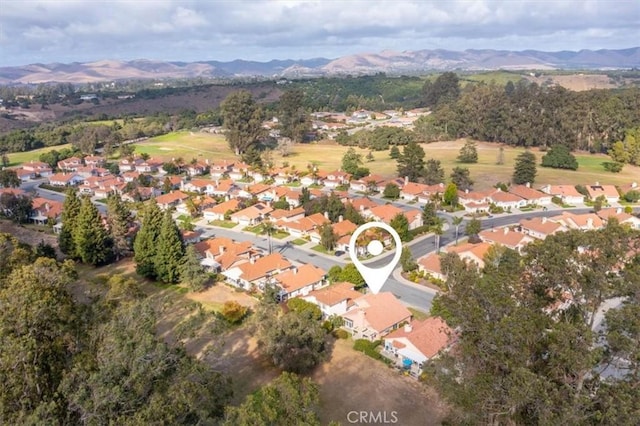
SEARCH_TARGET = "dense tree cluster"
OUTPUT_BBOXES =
[429,222,640,424]
[133,202,185,283]
[0,236,233,424]
[336,126,415,151]
[58,189,114,266]
[416,80,640,153]
[541,144,579,170]
[254,296,327,374]
[224,372,322,425]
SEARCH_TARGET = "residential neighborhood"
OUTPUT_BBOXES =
[3,144,639,386]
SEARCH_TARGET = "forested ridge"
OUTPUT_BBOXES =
[416,76,640,153]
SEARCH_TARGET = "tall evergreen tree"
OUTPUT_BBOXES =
[154,210,185,284]
[59,188,81,256]
[106,194,132,261]
[278,89,310,143]
[450,166,474,191]
[423,158,445,184]
[396,140,426,182]
[220,90,264,155]
[73,197,113,266]
[133,201,163,278]
[512,151,537,184]
[422,201,438,227]
[180,245,208,292]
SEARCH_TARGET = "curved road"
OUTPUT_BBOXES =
[27,179,639,312]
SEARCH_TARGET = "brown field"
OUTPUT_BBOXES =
[137,132,640,191]
[525,73,619,91]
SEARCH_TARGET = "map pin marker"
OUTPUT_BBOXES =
[348,221,402,294]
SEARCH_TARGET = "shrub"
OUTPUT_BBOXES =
[287,298,322,320]
[221,300,249,324]
[623,190,640,203]
[333,329,350,339]
[353,339,383,360]
[602,161,624,173]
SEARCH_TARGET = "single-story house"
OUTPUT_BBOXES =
[341,292,412,341]
[230,203,273,226]
[30,197,63,225]
[224,252,293,290]
[417,252,445,281]
[586,183,620,204]
[446,242,493,269]
[203,199,240,222]
[274,263,327,301]
[479,227,534,253]
[519,217,567,240]
[367,204,423,230]
[539,185,584,205]
[48,173,83,187]
[508,184,553,206]
[155,190,190,210]
[383,317,454,369]
[303,282,364,318]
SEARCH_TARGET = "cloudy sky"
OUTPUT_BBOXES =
[1,0,638,66]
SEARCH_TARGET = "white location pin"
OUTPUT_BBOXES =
[348,221,402,294]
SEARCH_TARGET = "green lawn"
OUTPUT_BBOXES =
[6,144,72,167]
[311,244,330,254]
[291,238,308,246]
[209,220,237,229]
[271,230,290,239]
[243,224,263,234]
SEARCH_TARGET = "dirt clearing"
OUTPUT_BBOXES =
[312,338,448,425]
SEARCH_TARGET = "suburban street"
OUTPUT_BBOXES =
[25,179,640,313]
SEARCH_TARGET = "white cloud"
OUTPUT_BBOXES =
[0,0,638,65]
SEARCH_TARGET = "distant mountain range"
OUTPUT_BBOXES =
[1,47,638,84]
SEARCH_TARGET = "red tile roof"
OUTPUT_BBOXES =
[385,317,453,358]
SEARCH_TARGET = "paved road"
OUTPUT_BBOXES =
[28,178,640,313]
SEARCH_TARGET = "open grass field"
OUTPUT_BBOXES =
[136,132,639,191]
[7,143,72,167]
[135,131,238,162]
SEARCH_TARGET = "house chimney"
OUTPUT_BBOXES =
[587,218,593,228]
[632,182,638,188]
[404,176,409,185]
[542,217,547,224]
[205,158,209,165]
[293,267,298,275]
[404,323,412,333]
[595,181,600,186]
[616,207,622,214]
[219,246,225,255]
[250,256,255,264]
[526,182,531,188]
[338,215,343,222]
[289,204,293,211]
[324,211,329,219]
[503,227,509,235]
